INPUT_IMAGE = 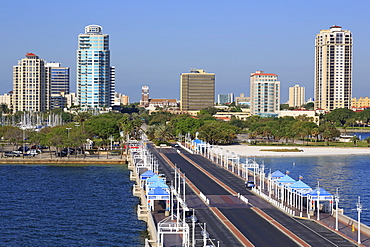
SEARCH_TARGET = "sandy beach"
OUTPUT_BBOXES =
[221,144,370,157]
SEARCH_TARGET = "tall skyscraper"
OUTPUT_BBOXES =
[12,53,50,112]
[180,69,215,111]
[77,25,114,109]
[315,25,352,111]
[250,71,280,115]
[46,63,70,109]
[288,84,305,108]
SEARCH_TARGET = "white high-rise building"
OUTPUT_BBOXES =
[12,53,50,112]
[288,84,305,108]
[250,71,280,115]
[77,25,114,109]
[315,25,352,111]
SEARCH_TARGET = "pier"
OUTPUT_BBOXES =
[129,137,369,246]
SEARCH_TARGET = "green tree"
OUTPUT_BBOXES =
[365,137,370,147]
[324,108,356,126]
[351,135,360,147]
[319,123,340,146]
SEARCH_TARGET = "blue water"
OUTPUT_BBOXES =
[250,155,370,225]
[346,131,370,140]
[0,165,147,246]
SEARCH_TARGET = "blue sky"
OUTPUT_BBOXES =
[1,0,369,103]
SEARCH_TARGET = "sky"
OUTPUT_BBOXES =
[1,0,370,103]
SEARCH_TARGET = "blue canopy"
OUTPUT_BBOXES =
[309,187,332,197]
[148,186,170,196]
[277,174,296,184]
[141,170,155,179]
[271,170,285,178]
[147,174,165,183]
[289,180,311,190]
[148,180,168,189]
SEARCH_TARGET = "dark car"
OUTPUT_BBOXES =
[17,146,29,153]
[62,148,75,155]
[245,181,255,189]
[55,151,68,157]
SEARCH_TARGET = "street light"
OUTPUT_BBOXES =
[334,188,340,231]
[352,196,367,244]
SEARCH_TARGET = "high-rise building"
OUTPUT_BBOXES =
[180,69,215,111]
[217,93,234,104]
[250,71,280,115]
[77,25,114,109]
[288,84,305,108]
[46,63,70,109]
[315,25,352,111]
[12,53,50,112]
[140,85,149,107]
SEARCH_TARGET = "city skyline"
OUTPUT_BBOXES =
[1,1,370,103]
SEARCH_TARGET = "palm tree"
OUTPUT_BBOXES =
[351,135,360,147]
[365,137,370,147]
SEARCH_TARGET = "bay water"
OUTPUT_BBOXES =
[0,164,147,246]
[252,155,370,225]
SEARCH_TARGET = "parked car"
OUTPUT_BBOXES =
[62,148,75,155]
[4,151,20,157]
[17,146,29,153]
[55,151,68,157]
[26,150,39,156]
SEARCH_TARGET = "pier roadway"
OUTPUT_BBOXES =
[177,148,356,247]
[152,146,300,247]
[149,144,242,246]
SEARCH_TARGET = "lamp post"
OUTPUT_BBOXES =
[334,188,340,231]
[352,196,366,244]
[317,186,320,221]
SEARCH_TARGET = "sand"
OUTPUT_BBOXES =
[219,145,370,157]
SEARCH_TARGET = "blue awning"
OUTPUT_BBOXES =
[277,174,296,184]
[289,180,311,190]
[148,180,168,189]
[147,174,165,183]
[148,186,170,196]
[309,187,332,197]
[271,170,285,178]
[141,170,155,179]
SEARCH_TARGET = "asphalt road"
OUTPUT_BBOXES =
[157,146,299,247]
[178,146,356,247]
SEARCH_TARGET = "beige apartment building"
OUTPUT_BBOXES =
[314,25,352,111]
[12,53,50,112]
[180,69,215,111]
[352,97,370,108]
[250,71,280,115]
[288,84,305,107]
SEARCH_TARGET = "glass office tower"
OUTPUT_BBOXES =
[77,25,113,109]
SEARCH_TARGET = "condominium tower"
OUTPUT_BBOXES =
[250,71,280,115]
[12,53,50,112]
[77,25,115,109]
[315,25,352,111]
[180,69,215,111]
[288,84,305,107]
[46,63,70,109]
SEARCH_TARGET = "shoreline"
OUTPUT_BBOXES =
[0,157,127,164]
[220,144,370,157]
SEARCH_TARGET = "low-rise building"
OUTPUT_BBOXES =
[352,97,370,108]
